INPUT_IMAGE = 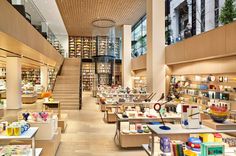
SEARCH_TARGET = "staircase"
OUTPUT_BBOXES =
[53,58,81,110]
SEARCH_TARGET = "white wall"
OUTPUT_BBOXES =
[56,35,69,58]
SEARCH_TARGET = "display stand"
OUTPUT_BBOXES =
[43,101,61,117]
[42,101,67,132]
[0,127,40,156]
[11,128,61,156]
[203,119,236,130]
[58,113,68,132]
[103,101,160,123]
[143,124,236,156]
[115,114,181,148]
[22,94,38,104]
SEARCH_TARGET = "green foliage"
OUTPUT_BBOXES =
[220,0,236,25]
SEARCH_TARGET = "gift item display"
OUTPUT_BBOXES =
[19,111,58,140]
[0,120,30,136]
[143,123,236,156]
[168,74,236,105]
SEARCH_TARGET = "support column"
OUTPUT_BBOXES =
[40,66,48,91]
[6,57,22,109]
[146,0,166,98]
[122,25,132,88]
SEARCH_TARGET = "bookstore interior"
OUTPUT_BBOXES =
[1,0,236,155]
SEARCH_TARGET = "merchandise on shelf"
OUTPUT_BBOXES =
[0,80,6,91]
[21,82,36,95]
[48,68,57,91]
[82,63,95,91]
[69,36,121,59]
[0,120,30,136]
[133,76,147,89]
[22,68,40,85]
[0,145,31,156]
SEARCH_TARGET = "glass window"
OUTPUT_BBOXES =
[131,15,147,58]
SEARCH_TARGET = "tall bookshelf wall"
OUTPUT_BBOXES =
[69,36,121,59]
[82,63,95,91]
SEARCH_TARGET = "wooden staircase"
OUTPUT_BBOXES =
[53,58,81,110]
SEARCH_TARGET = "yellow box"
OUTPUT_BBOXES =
[199,134,214,143]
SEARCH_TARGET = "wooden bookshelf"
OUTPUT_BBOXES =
[82,63,95,91]
[69,36,121,59]
[22,68,40,85]
[48,68,57,91]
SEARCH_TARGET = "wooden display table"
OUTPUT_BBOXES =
[22,94,38,104]
[115,113,181,148]
[58,113,68,133]
[104,111,117,123]
[43,101,61,118]
[143,124,236,156]
[103,101,159,123]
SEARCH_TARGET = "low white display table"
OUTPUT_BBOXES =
[0,127,40,156]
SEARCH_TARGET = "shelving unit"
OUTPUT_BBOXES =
[69,36,121,59]
[22,68,40,85]
[169,74,236,108]
[82,37,91,59]
[48,68,57,91]
[0,127,40,156]
[82,63,95,91]
[133,76,147,89]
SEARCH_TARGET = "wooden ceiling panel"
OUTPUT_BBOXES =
[56,0,146,36]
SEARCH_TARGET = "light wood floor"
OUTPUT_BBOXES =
[56,92,146,156]
[1,92,146,156]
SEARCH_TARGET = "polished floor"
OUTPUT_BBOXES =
[2,92,146,155]
[56,92,146,156]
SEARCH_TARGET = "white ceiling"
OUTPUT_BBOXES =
[31,0,67,36]
[31,0,68,55]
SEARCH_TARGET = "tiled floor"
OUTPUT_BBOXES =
[2,92,146,155]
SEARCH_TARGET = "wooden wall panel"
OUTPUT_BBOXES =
[0,1,63,67]
[170,56,236,75]
[131,54,146,71]
[165,41,185,63]
[226,23,236,54]
[166,22,236,65]
[56,0,146,36]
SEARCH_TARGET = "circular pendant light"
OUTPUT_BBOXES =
[92,18,116,28]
